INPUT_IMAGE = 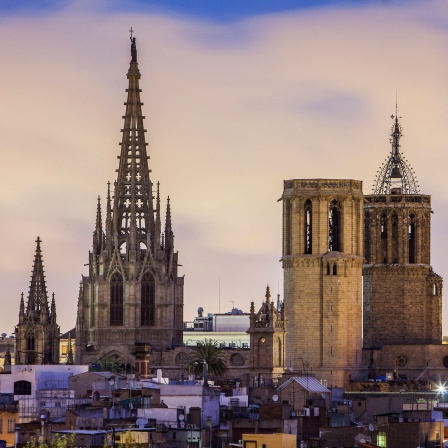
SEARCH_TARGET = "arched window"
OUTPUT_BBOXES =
[380,213,387,263]
[27,333,35,352]
[14,380,32,395]
[328,200,341,252]
[391,213,399,263]
[110,272,123,326]
[409,214,416,264]
[26,332,36,364]
[304,199,312,254]
[141,273,155,326]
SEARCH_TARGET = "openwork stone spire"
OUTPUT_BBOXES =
[373,111,420,194]
[113,35,155,253]
[26,236,50,316]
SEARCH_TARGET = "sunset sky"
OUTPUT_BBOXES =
[1,0,448,336]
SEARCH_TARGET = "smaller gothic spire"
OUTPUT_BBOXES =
[27,237,50,316]
[93,196,104,255]
[165,196,174,257]
[19,292,25,323]
[265,285,271,305]
[155,182,161,248]
[51,293,57,323]
[66,333,74,365]
[372,107,420,194]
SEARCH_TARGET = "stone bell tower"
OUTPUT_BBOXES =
[75,35,184,370]
[363,112,442,348]
[281,179,365,387]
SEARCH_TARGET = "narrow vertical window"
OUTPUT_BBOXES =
[304,199,312,254]
[284,200,292,256]
[141,272,155,326]
[110,272,123,326]
[329,200,341,252]
[364,211,371,263]
[408,214,415,264]
[391,213,399,263]
[380,213,387,263]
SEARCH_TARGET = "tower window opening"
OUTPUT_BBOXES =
[391,213,398,263]
[408,214,416,264]
[110,272,124,326]
[327,264,330,276]
[380,213,387,263]
[364,212,371,263]
[433,284,438,296]
[141,272,155,326]
[304,199,312,254]
[119,242,127,260]
[284,200,292,256]
[333,264,337,276]
[328,200,341,252]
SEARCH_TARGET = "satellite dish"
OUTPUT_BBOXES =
[369,423,374,432]
[272,394,278,402]
[178,414,185,421]
[109,379,115,385]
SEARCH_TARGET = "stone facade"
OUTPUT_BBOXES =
[75,39,183,370]
[15,237,60,365]
[281,179,365,387]
[363,194,442,347]
[247,286,286,380]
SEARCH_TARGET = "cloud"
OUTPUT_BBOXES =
[1,0,448,335]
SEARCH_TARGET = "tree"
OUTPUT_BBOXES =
[91,355,122,373]
[190,339,227,378]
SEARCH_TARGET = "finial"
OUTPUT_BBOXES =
[372,104,419,194]
[265,285,271,304]
[130,29,137,63]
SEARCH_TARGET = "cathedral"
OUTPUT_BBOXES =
[74,36,184,373]
[11,36,448,390]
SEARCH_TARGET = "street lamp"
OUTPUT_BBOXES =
[40,414,47,444]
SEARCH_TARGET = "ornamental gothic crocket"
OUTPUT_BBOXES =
[75,37,184,373]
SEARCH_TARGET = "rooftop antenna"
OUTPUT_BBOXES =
[218,277,221,314]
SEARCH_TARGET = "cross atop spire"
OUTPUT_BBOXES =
[372,107,420,194]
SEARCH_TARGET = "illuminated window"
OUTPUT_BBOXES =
[377,431,386,447]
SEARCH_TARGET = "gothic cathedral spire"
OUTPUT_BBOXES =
[76,34,184,372]
[15,238,60,365]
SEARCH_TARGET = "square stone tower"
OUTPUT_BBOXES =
[363,114,442,349]
[281,179,365,387]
